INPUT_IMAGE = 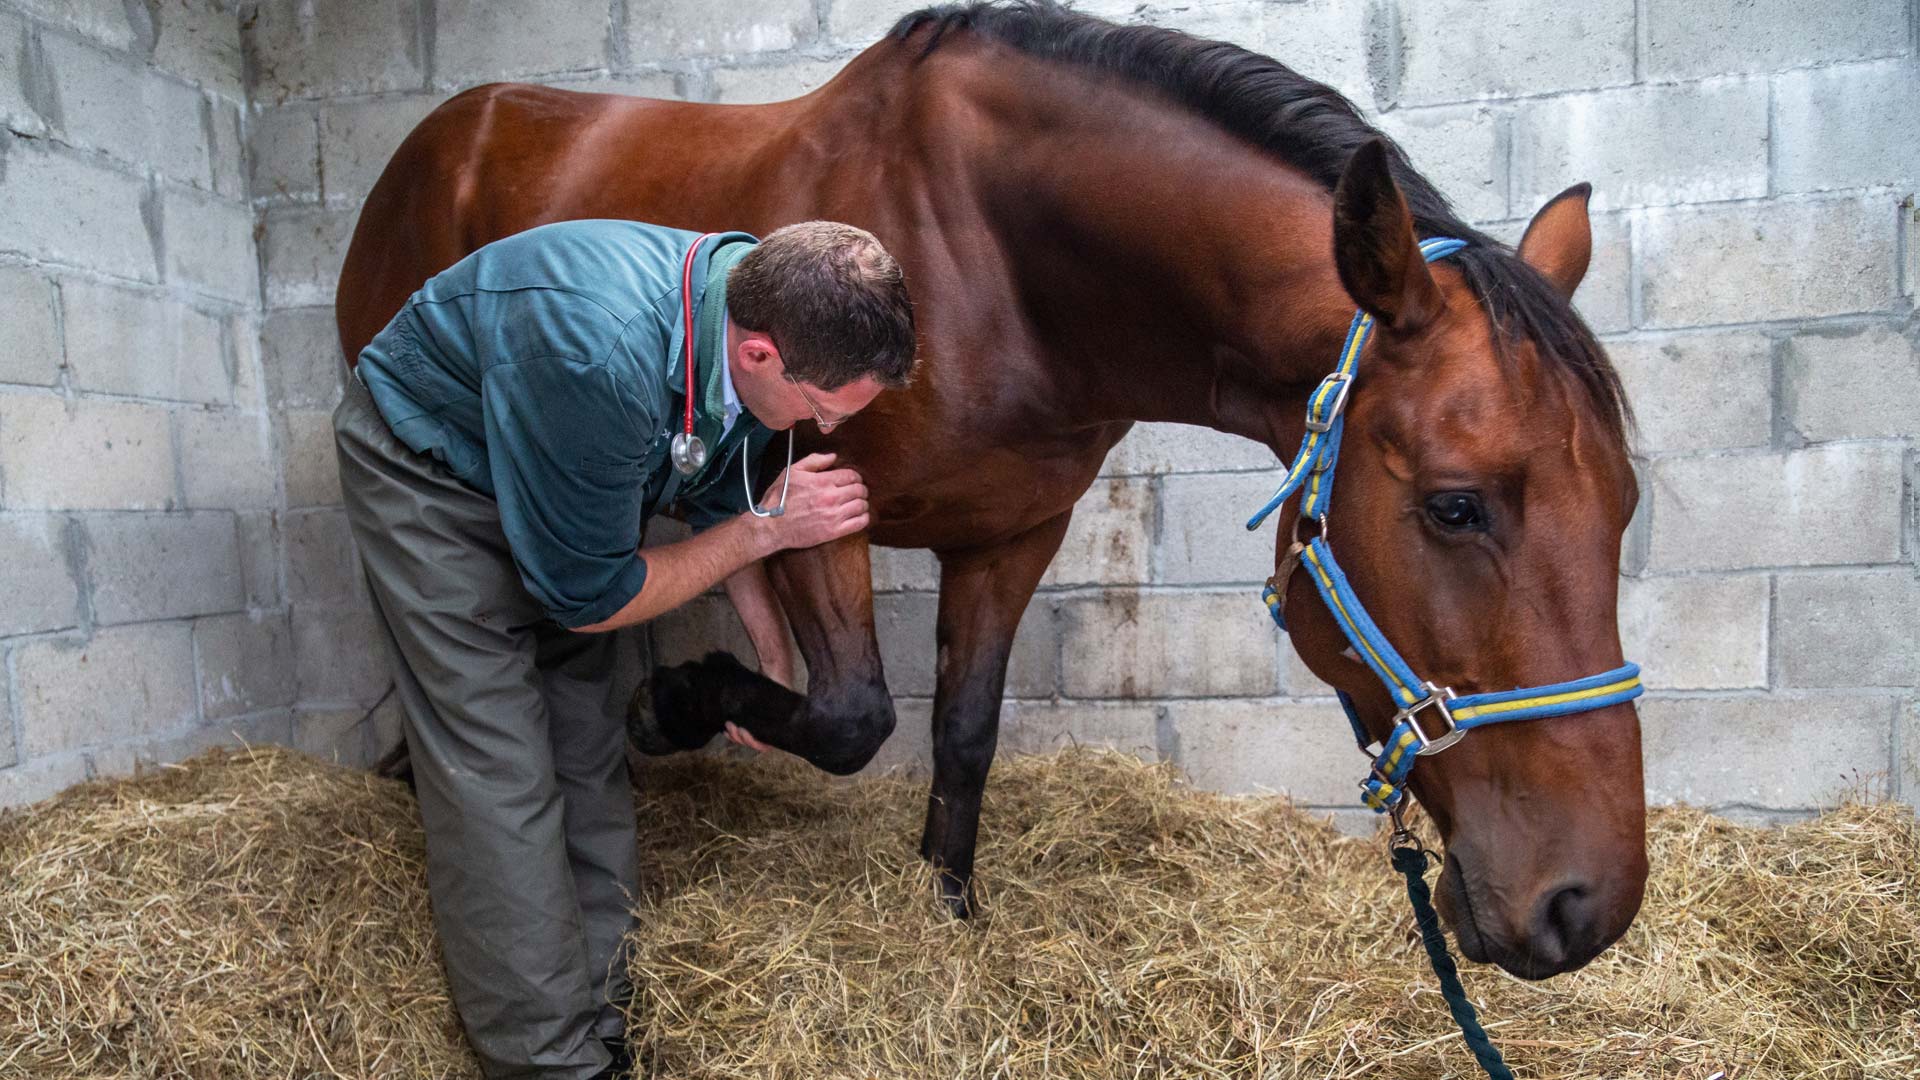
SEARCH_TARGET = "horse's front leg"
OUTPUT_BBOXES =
[922,511,1073,918]
[628,532,895,775]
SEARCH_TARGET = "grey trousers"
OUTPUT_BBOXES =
[335,376,636,1080]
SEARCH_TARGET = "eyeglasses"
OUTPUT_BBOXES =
[785,374,850,433]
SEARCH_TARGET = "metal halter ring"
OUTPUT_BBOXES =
[1396,682,1466,755]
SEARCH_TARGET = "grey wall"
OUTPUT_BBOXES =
[2,0,1915,823]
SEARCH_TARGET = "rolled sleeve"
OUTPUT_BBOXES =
[481,356,657,628]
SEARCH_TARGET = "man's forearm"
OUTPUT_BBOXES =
[574,516,775,633]
[723,561,799,689]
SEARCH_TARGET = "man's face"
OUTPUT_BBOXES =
[729,325,888,432]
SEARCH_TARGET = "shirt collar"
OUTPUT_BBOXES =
[718,322,741,437]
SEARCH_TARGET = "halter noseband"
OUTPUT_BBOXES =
[1245,237,1643,814]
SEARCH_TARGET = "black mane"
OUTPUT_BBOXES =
[892,0,1628,437]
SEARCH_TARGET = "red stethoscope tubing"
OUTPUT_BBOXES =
[680,233,719,442]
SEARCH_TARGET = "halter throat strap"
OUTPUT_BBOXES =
[1244,236,1643,813]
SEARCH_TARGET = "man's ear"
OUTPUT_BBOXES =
[1517,183,1594,299]
[1332,139,1444,334]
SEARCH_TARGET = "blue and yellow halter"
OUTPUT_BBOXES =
[1245,237,1644,815]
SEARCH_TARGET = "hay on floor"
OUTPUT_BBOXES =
[1,746,1915,1078]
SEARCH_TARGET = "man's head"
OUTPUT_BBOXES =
[724,221,917,432]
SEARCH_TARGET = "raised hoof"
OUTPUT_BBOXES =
[625,663,712,756]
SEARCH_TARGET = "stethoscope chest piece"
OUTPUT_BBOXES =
[669,431,707,476]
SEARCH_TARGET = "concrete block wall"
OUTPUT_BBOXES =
[3,0,1914,823]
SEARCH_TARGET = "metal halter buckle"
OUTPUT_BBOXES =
[1396,682,1465,755]
[1303,372,1353,433]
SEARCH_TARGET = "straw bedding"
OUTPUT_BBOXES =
[2,746,1915,1079]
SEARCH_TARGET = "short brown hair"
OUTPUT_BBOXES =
[726,221,917,390]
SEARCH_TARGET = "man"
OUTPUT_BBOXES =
[332,219,917,1079]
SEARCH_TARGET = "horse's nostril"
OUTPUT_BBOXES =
[1533,884,1598,967]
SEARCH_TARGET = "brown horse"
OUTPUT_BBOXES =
[336,2,1644,979]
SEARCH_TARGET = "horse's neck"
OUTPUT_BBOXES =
[935,49,1359,449]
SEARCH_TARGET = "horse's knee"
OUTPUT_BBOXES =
[806,681,896,776]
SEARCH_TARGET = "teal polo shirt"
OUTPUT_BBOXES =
[355,220,776,629]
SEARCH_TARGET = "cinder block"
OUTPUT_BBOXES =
[0,514,82,637]
[1774,60,1919,195]
[294,699,398,765]
[999,700,1160,760]
[279,410,344,507]
[1640,693,1894,809]
[1781,324,1920,442]
[1607,332,1772,453]
[236,510,283,608]
[1155,469,1286,586]
[1041,477,1152,588]
[85,512,244,624]
[825,0,908,45]
[1647,445,1905,571]
[1393,0,1634,107]
[1511,80,1768,213]
[195,611,297,720]
[869,545,938,592]
[540,73,682,99]
[0,13,42,136]
[434,0,608,84]
[261,308,347,410]
[285,509,362,605]
[261,206,359,308]
[0,136,156,281]
[1282,643,1337,698]
[1167,699,1357,804]
[1774,569,1920,688]
[0,394,175,510]
[872,591,1055,698]
[856,697,930,776]
[1644,0,1907,80]
[61,280,229,404]
[9,0,138,50]
[1900,698,1917,806]
[36,34,210,186]
[1640,197,1901,328]
[149,0,247,98]
[163,187,259,304]
[0,754,90,809]
[0,266,61,387]
[1100,422,1274,477]
[207,101,246,199]
[1376,105,1506,223]
[317,95,442,202]
[630,0,817,62]
[1059,590,1280,698]
[650,594,756,670]
[15,624,198,757]
[91,712,297,779]
[708,58,847,105]
[1241,0,1371,100]
[1618,574,1768,690]
[179,411,276,509]
[226,312,264,410]
[292,604,391,706]
[244,0,426,100]
[249,106,320,201]
[1570,211,1631,335]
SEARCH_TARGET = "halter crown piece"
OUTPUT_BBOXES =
[1244,237,1644,815]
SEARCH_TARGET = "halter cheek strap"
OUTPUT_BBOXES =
[1245,236,1644,814]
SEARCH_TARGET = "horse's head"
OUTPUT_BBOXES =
[1277,141,1643,979]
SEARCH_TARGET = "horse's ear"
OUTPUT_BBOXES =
[1517,183,1593,299]
[1332,139,1443,335]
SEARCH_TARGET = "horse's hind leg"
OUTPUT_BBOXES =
[922,511,1073,918]
[628,533,895,776]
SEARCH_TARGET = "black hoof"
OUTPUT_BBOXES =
[936,868,976,920]
[625,663,715,755]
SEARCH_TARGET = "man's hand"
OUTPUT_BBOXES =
[758,452,868,552]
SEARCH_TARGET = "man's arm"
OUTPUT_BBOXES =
[573,453,866,634]
[723,561,798,689]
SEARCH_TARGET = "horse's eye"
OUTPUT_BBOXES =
[1426,491,1488,532]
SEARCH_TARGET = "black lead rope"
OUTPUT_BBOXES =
[1390,840,1516,1080]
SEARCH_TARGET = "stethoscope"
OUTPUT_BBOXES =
[671,234,791,518]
